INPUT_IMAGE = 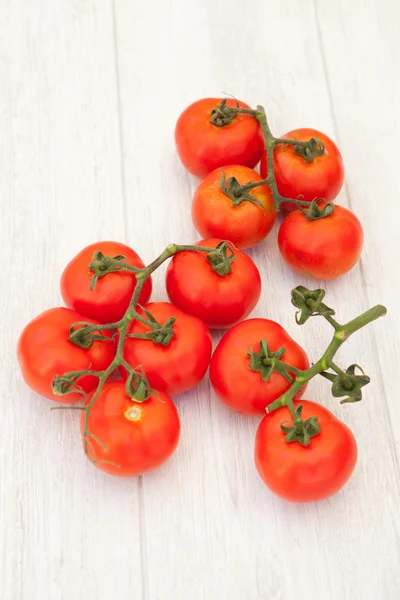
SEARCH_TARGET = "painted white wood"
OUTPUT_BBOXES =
[1,0,399,598]
[0,2,144,599]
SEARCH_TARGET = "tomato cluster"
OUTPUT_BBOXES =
[176,98,363,280]
[16,96,378,504]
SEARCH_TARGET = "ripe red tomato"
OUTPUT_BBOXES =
[81,382,180,477]
[166,238,261,329]
[192,166,276,249]
[255,400,358,502]
[175,98,264,178]
[17,308,115,403]
[278,205,363,280]
[260,128,344,212]
[210,319,309,415]
[61,241,152,324]
[123,302,212,396]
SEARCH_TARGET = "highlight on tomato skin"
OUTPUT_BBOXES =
[16,307,116,403]
[175,98,264,178]
[209,318,309,415]
[122,302,213,397]
[191,166,276,250]
[81,382,181,477]
[254,400,358,503]
[165,238,262,329]
[278,204,364,280]
[260,128,344,213]
[60,241,152,324]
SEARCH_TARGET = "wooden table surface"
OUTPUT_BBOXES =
[1,1,399,599]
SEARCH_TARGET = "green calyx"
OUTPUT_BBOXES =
[248,339,293,384]
[291,286,336,325]
[299,201,335,221]
[209,98,239,127]
[128,306,176,346]
[125,368,154,402]
[320,364,370,403]
[51,371,93,397]
[68,322,111,349]
[220,172,266,212]
[206,241,236,276]
[88,251,139,290]
[281,405,321,446]
[293,137,325,163]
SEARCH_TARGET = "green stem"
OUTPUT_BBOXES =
[329,362,346,376]
[137,244,218,281]
[225,104,327,213]
[324,315,341,331]
[267,304,387,414]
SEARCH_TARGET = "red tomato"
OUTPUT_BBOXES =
[81,382,180,477]
[278,205,363,280]
[192,166,276,249]
[123,302,212,396]
[166,238,261,329]
[61,241,152,324]
[210,319,309,415]
[175,98,264,178]
[255,400,358,502]
[17,308,115,403]
[260,128,344,212]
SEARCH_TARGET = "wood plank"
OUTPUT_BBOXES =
[314,2,400,595]
[115,0,400,598]
[0,1,143,598]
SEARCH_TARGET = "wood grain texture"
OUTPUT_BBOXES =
[1,0,399,598]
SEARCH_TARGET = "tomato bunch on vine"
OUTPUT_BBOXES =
[17,96,385,502]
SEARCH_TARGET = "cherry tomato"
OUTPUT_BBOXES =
[123,302,212,396]
[260,128,344,212]
[192,166,276,249]
[175,98,264,178]
[17,308,115,403]
[255,400,358,502]
[61,241,152,324]
[166,239,261,329]
[82,382,180,477]
[278,205,363,280]
[210,319,309,415]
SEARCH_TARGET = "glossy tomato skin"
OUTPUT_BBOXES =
[17,307,115,403]
[260,128,344,212]
[255,400,358,502]
[165,238,261,329]
[60,241,152,324]
[192,166,276,249]
[81,382,180,477]
[210,319,309,415]
[278,205,364,280]
[123,302,212,396]
[175,98,264,178]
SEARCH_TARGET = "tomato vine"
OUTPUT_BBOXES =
[52,243,386,459]
[51,241,235,462]
[212,99,334,218]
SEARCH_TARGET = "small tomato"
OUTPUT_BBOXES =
[255,400,358,502]
[82,382,180,477]
[61,241,152,324]
[17,308,115,402]
[175,98,264,178]
[210,319,309,415]
[166,238,261,329]
[123,302,212,396]
[278,204,363,280]
[260,128,344,212]
[192,166,276,249]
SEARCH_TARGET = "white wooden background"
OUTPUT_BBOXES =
[1,1,399,599]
